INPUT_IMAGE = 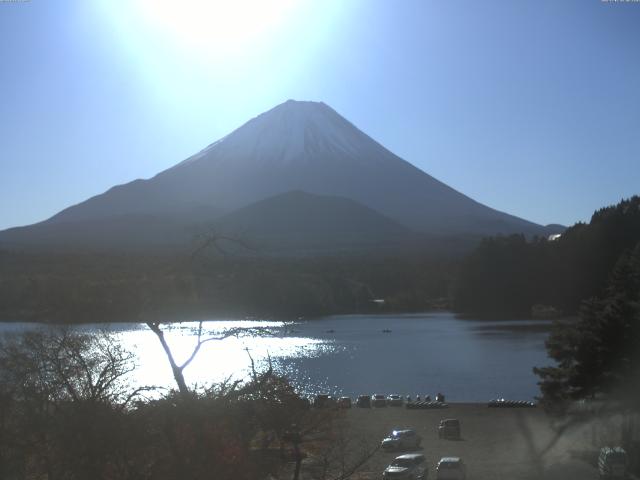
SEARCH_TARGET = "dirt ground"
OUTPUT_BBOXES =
[336,403,604,480]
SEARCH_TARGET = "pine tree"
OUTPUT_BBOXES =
[534,242,640,411]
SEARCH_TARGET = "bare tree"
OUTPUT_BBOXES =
[146,233,261,397]
[0,329,152,479]
[304,413,378,480]
[146,319,258,397]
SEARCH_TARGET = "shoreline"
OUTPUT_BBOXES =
[0,309,566,325]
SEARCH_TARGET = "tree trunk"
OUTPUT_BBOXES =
[292,443,302,480]
[147,322,190,396]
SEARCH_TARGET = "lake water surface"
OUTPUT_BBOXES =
[0,313,553,402]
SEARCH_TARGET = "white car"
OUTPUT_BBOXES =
[381,429,422,451]
[435,457,466,480]
[383,453,427,479]
[387,394,404,406]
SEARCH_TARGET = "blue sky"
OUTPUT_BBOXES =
[1,0,639,230]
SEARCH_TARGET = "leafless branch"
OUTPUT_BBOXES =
[330,444,379,480]
[191,232,255,261]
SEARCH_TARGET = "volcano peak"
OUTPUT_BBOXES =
[1,100,555,251]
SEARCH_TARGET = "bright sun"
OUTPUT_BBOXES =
[136,0,297,58]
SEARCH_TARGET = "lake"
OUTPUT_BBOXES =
[0,312,553,402]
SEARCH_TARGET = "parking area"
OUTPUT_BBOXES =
[341,403,601,480]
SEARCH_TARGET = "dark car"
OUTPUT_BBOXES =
[313,394,336,408]
[438,419,461,440]
[372,394,387,407]
[356,395,372,408]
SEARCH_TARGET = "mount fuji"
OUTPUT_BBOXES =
[0,100,561,253]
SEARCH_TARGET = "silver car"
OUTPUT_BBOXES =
[383,453,427,479]
[435,457,466,480]
[598,447,627,479]
[381,429,422,451]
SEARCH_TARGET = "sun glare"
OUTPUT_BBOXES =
[136,0,297,58]
[97,0,349,112]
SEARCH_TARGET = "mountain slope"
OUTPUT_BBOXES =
[212,190,418,254]
[0,212,205,251]
[0,100,561,252]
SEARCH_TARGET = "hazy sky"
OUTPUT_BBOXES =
[1,0,639,230]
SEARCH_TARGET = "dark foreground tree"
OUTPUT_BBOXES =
[0,328,373,480]
[0,329,151,479]
[534,242,640,411]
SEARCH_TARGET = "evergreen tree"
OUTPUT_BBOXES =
[534,243,640,410]
[455,196,640,317]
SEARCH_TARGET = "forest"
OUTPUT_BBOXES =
[454,196,640,317]
[1,197,639,324]
[0,249,454,323]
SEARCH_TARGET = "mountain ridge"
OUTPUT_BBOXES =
[0,100,563,253]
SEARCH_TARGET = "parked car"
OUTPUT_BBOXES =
[388,394,404,406]
[383,453,427,479]
[337,396,352,408]
[356,395,372,408]
[313,394,335,408]
[438,419,461,440]
[381,429,422,451]
[435,457,465,480]
[372,394,387,407]
[598,446,627,479]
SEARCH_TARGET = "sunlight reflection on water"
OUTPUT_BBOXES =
[103,321,337,395]
[0,313,552,401]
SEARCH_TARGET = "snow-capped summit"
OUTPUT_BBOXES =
[176,99,390,170]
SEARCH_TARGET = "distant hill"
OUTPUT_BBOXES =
[0,100,563,253]
[212,190,419,254]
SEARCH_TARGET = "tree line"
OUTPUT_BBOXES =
[451,196,640,413]
[454,196,640,317]
[0,250,454,323]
